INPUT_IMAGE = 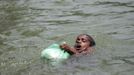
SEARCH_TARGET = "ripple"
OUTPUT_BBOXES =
[112,56,134,60]
[21,28,44,37]
[93,1,134,8]
[109,10,134,14]
[107,32,118,35]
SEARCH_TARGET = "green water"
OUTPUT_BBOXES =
[0,0,134,75]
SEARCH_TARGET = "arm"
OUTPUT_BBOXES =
[60,43,78,55]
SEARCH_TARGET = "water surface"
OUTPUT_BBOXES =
[0,0,134,75]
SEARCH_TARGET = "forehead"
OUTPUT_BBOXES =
[77,35,88,39]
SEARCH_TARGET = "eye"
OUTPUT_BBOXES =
[82,38,86,42]
[76,38,80,43]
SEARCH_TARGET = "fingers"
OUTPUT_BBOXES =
[60,43,70,50]
[60,43,67,49]
[60,42,66,48]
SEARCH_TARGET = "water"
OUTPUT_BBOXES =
[0,0,134,75]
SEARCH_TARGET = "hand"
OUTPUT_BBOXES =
[60,43,71,50]
[60,42,79,54]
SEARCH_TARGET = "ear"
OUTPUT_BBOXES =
[90,40,96,47]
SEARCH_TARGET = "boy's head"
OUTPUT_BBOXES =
[74,34,96,51]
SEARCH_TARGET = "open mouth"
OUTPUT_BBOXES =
[75,44,81,50]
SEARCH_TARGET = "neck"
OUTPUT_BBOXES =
[81,47,94,54]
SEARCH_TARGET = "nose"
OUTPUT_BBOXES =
[77,39,82,44]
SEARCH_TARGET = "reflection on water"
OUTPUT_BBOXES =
[0,0,134,75]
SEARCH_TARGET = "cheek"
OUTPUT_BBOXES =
[86,42,91,46]
[82,43,89,47]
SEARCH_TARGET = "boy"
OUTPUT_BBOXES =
[60,34,96,55]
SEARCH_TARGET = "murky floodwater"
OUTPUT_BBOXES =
[0,0,134,75]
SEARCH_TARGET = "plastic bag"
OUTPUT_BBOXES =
[41,43,70,61]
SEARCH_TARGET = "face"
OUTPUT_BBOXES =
[74,35,90,51]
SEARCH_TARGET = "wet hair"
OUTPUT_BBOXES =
[79,34,96,47]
